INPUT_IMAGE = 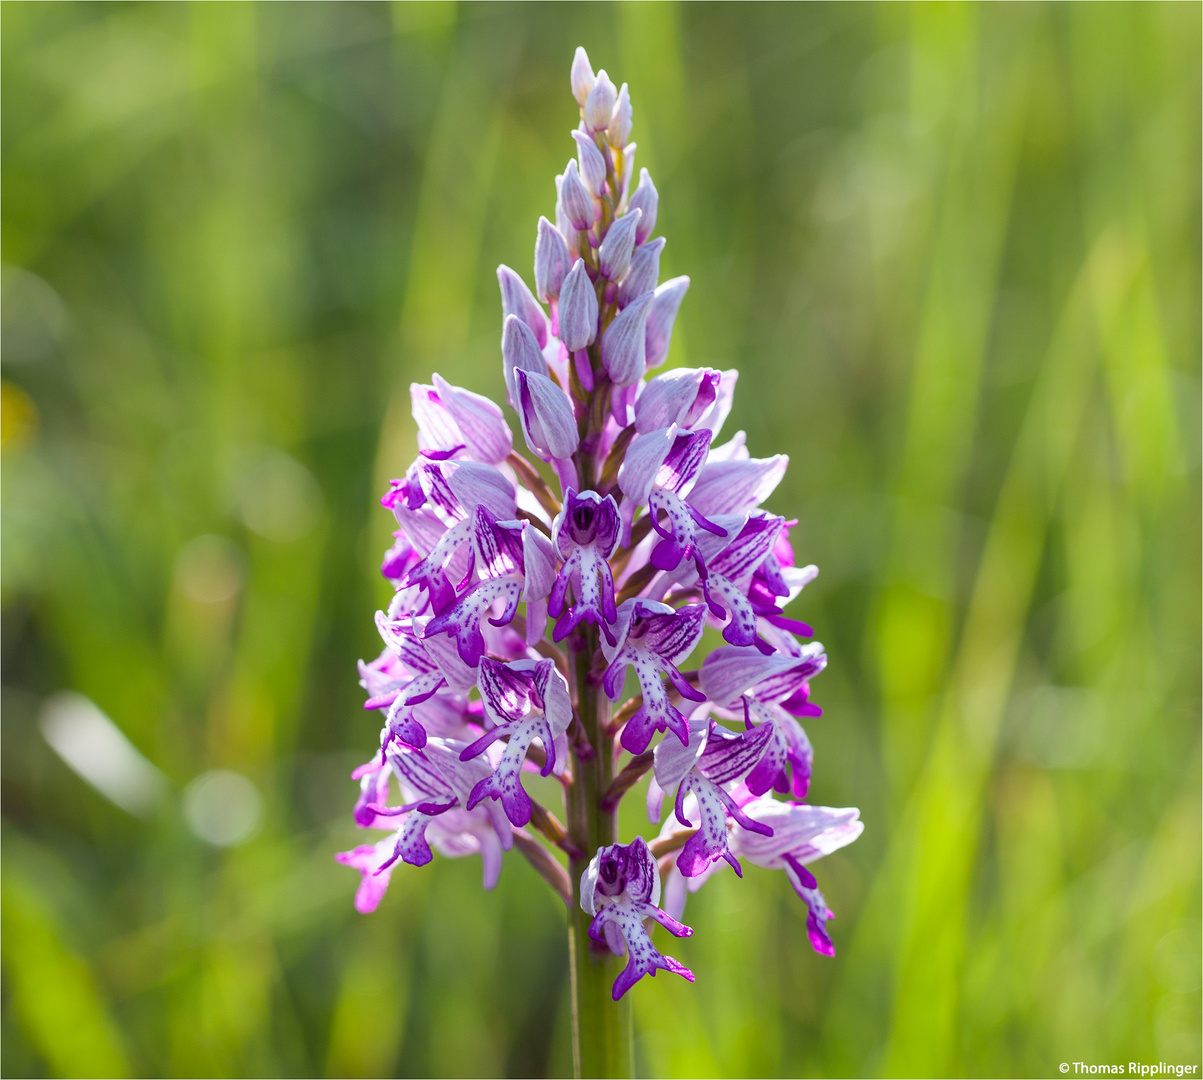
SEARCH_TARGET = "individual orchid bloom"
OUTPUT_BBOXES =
[460,657,572,827]
[570,46,595,107]
[424,509,554,666]
[501,313,551,405]
[549,489,621,644]
[648,717,775,877]
[358,639,479,755]
[559,258,599,354]
[744,518,822,637]
[571,130,607,199]
[626,167,657,243]
[601,290,654,386]
[343,49,860,1051]
[534,216,572,309]
[377,739,514,865]
[338,738,514,912]
[402,495,520,613]
[366,611,453,748]
[633,367,721,434]
[644,276,690,373]
[728,795,862,955]
[607,82,632,149]
[602,599,708,753]
[581,838,694,1000]
[617,235,664,309]
[618,425,728,578]
[700,641,827,798]
[391,457,517,595]
[659,792,861,955]
[699,513,787,654]
[598,208,640,284]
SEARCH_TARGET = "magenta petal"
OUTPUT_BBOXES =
[467,769,532,828]
[390,716,428,749]
[651,538,685,570]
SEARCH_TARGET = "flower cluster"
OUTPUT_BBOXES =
[339,46,862,1001]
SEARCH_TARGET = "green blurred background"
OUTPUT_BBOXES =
[2,2,1199,1076]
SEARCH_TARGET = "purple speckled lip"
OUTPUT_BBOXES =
[338,45,861,1008]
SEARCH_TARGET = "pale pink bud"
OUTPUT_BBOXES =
[584,70,617,133]
[534,217,571,302]
[558,259,598,352]
[601,290,653,386]
[571,46,595,108]
[608,83,632,147]
[515,369,580,460]
[560,159,594,231]
[502,314,549,402]
[571,131,607,198]
[618,236,664,307]
[598,209,641,283]
[627,168,658,243]
[497,265,549,348]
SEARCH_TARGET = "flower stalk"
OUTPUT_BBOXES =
[338,46,862,1080]
[567,629,633,1078]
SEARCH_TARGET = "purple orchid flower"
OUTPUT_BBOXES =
[549,489,621,644]
[658,792,861,955]
[338,737,514,912]
[580,838,694,999]
[601,599,708,754]
[459,657,572,827]
[700,641,826,797]
[365,612,452,749]
[617,425,728,577]
[422,509,553,666]
[647,717,775,877]
[698,513,786,654]
[725,795,861,955]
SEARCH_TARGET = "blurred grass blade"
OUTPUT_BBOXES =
[2,869,131,1078]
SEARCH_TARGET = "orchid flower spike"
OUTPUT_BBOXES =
[341,46,861,1037]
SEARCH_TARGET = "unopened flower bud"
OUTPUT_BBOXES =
[618,236,664,307]
[644,276,689,371]
[598,209,641,283]
[601,290,653,386]
[502,314,549,402]
[558,259,598,352]
[560,159,594,231]
[515,368,580,460]
[498,265,549,348]
[554,176,579,257]
[634,367,721,433]
[608,83,632,148]
[534,217,572,302]
[571,131,607,199]
[627,168,658,244]
[571,46,595,108]
[584,70,617,133]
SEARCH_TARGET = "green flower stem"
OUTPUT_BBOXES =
[566,628,634,1079]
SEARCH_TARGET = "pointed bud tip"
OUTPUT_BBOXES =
[571,47,595,107]
[584,69,618,132]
